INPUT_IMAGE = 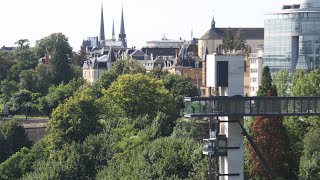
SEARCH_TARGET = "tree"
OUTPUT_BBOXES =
[0,51,14,81]
[283,70,320,178]
[38,78,84,117]
[222,28,234,52]
[257,66,275,96]
[6,41,38,82]
[99,73,176,119]
[149,72,198,111]
[234,29,246,50]
[35,33,73,84]
[47,88,102,152]
[299,128,320,179]
[0,80,19,103]
[15,39,30,50]
[8,89,40,119]
[96,136,207,180]
[71,50,87,67]
[0,120,30,163]
[273,69,291,97]
[19,69,37,92]
[0,147,33,180]
[249,66,289,179]
[33,64,54,95]
[94,59,146,98]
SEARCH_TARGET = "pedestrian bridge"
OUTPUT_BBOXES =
[184,96,320,117]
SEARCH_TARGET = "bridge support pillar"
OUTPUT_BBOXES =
[219,116,244,180]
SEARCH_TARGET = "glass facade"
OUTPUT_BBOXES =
[265,11,320,73]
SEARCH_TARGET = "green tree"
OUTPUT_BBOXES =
[257,66,276,96]
[47,88,102,152]
[8,89,40,119]
[283,70,320,178]
[299,128,320,179]
[71,50,87,67]
[15,39,30,50]
[19,69,37,92]
[99,73,175,119]
[148,67,168,79]
[273,69,291,97]
[166,74,198,110]
[35,33,73,84]
[38,78,84,117]
[7,39,38,82]
[97,136,207,180]
[33,64,54,95]
[95,59,146,91]
[249,66,289,179]
[0,147,33,180]
[222,28,234,52]
[0,51,14,81]
[291,70,320,96]
[0,80,19,103]
[150,72,198,111]
[0,120,30,163]
[234,29,246,50]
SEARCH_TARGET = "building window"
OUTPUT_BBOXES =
[250,87,255,92]
[251,68,258,73]
[251,59,257,64]
[250,78,257,82]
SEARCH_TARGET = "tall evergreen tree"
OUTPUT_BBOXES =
[249,66,290,179]
[222,28,234,52]
[234,29,246,50]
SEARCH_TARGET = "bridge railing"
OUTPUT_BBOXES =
[184,96,320,117]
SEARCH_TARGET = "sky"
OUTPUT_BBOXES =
[0,0,297,51]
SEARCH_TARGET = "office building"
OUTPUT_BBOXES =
[264,0,320,73]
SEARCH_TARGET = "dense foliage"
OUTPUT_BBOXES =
[0,120,30,164]
[249,66,290,179]
[0,46,206,180]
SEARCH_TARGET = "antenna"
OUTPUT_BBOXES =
[191,28,194,40]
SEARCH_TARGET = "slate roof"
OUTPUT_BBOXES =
[83,49,116,69]
[200,28,264,40]
[130,50,146,57]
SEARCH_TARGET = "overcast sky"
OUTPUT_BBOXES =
[0,0,296,51]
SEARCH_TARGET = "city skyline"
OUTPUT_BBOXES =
[0,0,293,51]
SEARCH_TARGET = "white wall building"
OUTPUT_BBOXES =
[249,49,264,96]
[145,37,185,48]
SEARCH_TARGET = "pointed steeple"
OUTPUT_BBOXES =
[119,5,127,48]
[112,18,115,41]
[211,15,215,29]
[100,3,105,41]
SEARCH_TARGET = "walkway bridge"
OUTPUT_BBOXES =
[185,96,320,117]
[184,96,320,180]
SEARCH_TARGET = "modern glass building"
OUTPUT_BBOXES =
[265,0,320,73]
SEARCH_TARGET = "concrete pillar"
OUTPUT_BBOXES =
[219,87,244,180]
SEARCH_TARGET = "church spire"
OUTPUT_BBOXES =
[112,18,115,41]
[119,5,127,48]
[211,15,215,29]
[100,3,105,41]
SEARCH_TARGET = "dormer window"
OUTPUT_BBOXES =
[195,61,199,68]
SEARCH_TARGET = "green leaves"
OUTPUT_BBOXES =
[47,88,102,152]
[0,120,30,164]
[222,28,234,52]
[100,73,175,119]
[299,129,320,179]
